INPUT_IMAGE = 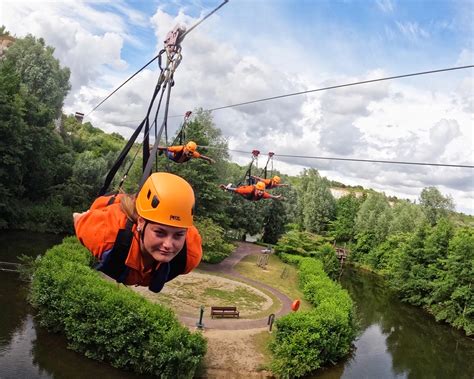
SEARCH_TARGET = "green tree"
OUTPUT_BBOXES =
[5,34,70,118]
[389,200,427,235]
[329,193,362,242]
[0,25,10,37]
[262,196,287,244]
[0,59,27,226]
[419,187,454,226]
[431,228,474,335]
[298,169,336,233]
[353,192,391,261]
[391,219,454,307]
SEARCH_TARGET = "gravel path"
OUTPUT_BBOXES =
[179,242,293,330]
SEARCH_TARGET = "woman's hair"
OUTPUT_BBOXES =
[120,193,138,223]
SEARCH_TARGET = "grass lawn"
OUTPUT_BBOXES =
[233,254,313,312]
[194,269,283,319]
[138,270,283,319]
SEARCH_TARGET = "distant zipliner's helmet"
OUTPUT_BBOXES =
[255,181,266,191]
[273,176,281,184]
[185,141,197,153]
[136,172,194,228]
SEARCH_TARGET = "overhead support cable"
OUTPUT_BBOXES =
[107,64,474,124]
[196,65,474,114]
[202,147,473,169]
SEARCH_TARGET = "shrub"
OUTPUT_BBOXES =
[309,243,340,280]
[275,230,331,257]
[271,257,356,378]
[279,253,303,266]
[30,237,206,378]
[12,198,73,233]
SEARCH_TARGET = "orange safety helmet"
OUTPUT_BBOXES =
[136,172,195,228]
[185,141,197,153]
[255,181,266,191]
[273,175,281,184]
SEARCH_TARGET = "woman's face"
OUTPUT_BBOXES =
[138,218,186,263]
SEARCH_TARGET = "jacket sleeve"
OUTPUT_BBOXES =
[168,145,183,153]
[74,204,124,259]
[262,192,273,199]
[234,185,253,195]
[184,226,203,274]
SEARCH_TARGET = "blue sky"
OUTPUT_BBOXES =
[1,0,473,213]
[104,0,471,77]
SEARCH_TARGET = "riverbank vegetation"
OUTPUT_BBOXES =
[271,255,356,378]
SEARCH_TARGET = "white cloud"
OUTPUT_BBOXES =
[456,48,474,66]
[376,0,395,13]
[396,21,429,41]
[0,0,138,92]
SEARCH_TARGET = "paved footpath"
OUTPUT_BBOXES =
[179,242,293,330]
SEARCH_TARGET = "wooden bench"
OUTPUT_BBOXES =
[210,306,240,319]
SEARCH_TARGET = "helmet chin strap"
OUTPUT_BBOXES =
[139,221,148,243]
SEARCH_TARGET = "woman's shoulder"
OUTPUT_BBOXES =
[75,199,128,249]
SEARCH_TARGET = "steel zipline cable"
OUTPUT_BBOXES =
[198,146,474,169]
[203,65,474,113]
[115,64,474,124]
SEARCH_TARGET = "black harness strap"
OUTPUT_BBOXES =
[96,219,134,282]
[262,152,274,179]
[239,150,260,186]
[98,119,146,196]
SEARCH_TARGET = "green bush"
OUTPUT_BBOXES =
[271,257,356,378]
[309,243,340,280]
[11,198,73,233]
[195,217,234,264]
[275,230,331,257]
[279,252,303,266]
[30,237,207,378]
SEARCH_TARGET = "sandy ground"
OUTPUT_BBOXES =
[132,272,276,378]
[196,328,273,379]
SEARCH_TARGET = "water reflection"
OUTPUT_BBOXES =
[0,231,153,379]
[316,268,474,379]
[0,272,29,353]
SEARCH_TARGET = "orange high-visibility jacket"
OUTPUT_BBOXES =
[261,178,279,189]
[166,145,201,163]
[234,185,272,201]
[75,195,202,291]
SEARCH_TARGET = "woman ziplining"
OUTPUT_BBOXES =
[71,2,230,292]
[73,172,202,293]
[219,181,284,201]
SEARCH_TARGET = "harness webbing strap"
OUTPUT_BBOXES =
[97,219,134,282]
[98,119,146,196]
